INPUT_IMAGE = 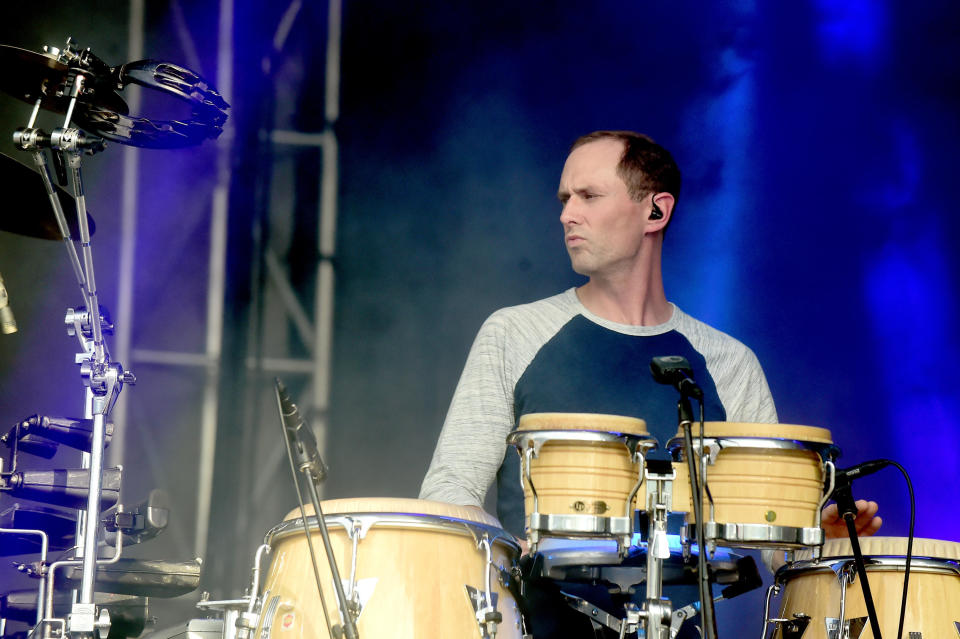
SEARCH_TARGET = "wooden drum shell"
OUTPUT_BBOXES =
[669,422,831,530]
[255,498,523,639]
[772,537,960,639]
[513,413,651,520]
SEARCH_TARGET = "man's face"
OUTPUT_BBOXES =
[557,139,649,279]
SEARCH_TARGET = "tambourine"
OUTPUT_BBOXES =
[74,59,230,149]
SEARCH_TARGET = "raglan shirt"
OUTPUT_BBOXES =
[419,288,778,537]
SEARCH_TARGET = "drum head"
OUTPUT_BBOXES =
[281,497,504,528]
[797,536,960,560]
[518,412,648,436]
[677,421,833,444]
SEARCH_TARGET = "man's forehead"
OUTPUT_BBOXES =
[560,138,625,187]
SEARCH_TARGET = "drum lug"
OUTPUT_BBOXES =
[470,534,503,638]
[824,616,866,639]
[774,614,810,639]
[687,441,721,466]
[465,586,501,638]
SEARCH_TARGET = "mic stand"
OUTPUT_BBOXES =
[275,385,359,639]
[678,397,717,639]
[830,481,883,639]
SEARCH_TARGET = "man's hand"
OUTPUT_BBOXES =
[821,500,882,539]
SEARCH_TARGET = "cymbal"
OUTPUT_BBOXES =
[0,152,94,240]
[0,44,127,115]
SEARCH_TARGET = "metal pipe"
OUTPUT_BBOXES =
[77,412,108,602]
[0,528,48,625]
[46,533,123,624]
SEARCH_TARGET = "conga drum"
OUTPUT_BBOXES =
[255,498,525,639]
[668,422,835,549]
[505,413,657,553]
[764,537,960,638]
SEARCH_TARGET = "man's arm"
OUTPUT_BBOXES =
[419,313,517,507]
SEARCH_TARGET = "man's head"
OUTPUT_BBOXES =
[569,130,681,210]
[558,132,681,280]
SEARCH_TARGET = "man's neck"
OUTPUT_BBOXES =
[575,275,672,326]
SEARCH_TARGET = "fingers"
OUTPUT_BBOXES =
[820,500,882,537]
[820,503,839,523]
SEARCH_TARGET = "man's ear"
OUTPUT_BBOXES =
[647,192,675,231]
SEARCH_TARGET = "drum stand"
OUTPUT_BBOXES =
[559,459,710,639]
[12,68,135,639]
[640,459,678,639]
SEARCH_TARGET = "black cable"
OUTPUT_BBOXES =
[889,461,915,639]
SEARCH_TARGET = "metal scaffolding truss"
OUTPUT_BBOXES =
[110,0,342,565]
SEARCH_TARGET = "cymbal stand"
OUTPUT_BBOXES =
[13,62,134,639]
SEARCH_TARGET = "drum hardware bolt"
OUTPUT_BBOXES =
[765,511,777,522]
[483,610,503,637]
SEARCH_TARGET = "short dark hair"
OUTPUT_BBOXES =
[570,130,681,204]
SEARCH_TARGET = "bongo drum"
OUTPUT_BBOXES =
[254,498,524,639]
[764,537,960,639]
[505,413,657,553]
[668,422,835,549]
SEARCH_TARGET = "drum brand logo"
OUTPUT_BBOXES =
[571,500,609,514]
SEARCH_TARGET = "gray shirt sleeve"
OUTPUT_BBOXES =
[419,293,577,506]
[418,312,519,506]
[674,309,778,423]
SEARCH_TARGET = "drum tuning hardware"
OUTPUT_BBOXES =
[464,586,501,639]
[772,614,810,639]
[824,616,866,639]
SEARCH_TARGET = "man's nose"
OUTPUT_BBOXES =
[560,202,580,226]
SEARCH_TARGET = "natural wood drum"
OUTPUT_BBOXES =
[670,422,832,530]
[255,497,523,639]
[514,413,651,519]
[772,537,960,639]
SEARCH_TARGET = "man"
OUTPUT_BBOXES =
[420,130,879,634]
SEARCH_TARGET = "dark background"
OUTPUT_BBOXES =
[1,1,958,636]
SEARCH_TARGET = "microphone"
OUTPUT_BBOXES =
[275,379,327,481]
[650,355,703,400]
[828,459,892,495]
[0,272,17,334]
